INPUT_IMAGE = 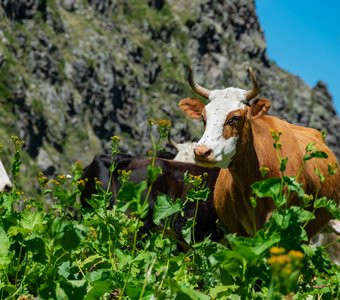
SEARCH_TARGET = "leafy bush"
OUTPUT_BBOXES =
[0,126,339,299]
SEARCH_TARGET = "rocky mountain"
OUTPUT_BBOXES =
[0,0,339,190]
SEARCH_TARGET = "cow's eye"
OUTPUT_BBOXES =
[226,115,241,126]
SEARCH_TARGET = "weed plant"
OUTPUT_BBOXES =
[0,125,339,299]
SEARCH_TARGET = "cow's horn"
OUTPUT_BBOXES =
[188,66,210,100]
[245,67,260,101]
[168,135,179,151]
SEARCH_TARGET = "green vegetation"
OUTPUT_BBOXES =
[0,123,339,299]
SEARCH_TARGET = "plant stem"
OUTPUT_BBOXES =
[121,219,140,296]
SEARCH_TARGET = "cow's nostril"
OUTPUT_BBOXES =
[204,149,213,158]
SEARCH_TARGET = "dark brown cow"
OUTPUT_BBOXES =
[81,154,222,241]
[179,67,340,238]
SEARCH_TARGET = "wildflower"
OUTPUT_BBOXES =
[95,178,103,191]
[288,250,304,260]
[146,149,153,157]
[77,179,86,189]
[38,172,49,186]
[58,174,66,184]
[267,254,290,266]
[111,135,120,144]
[110,135,121,156]
[48,179,60,186]
[269,247,286,255]
[156,119,172,138]
[303,194,313,207]
[260,167,270,178]
[74,161,83,171]
[11,136,24,151]
[118,169,132,185]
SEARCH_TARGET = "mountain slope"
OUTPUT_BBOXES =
[0,0,339,189]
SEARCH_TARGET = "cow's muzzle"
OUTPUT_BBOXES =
[194,145,214,163]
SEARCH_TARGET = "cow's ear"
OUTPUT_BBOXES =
[250,98,271,119]
[179,98,205,119]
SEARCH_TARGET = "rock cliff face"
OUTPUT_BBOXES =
[0,0,339,187]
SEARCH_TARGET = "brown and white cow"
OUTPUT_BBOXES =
[0,159,12,192]
[179,67,340,238]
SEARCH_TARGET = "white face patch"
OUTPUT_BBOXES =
[196,87,247,167]
[0,159,11,192]
[173,142,196,163]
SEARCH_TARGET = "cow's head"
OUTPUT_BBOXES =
[0,159,12,192]
[179,67,271,168]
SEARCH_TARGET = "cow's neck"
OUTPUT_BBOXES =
[228,119,261,191]
[226,117,276,234]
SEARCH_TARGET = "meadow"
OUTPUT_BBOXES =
[0,121,339,299]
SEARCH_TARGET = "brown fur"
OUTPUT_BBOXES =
[179,98,205,119]
[180,97,340,238]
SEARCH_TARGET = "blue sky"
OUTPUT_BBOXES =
[256,0,340,114]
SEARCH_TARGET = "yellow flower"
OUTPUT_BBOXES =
[111,135,120,143]
[267,254,290,266]
[77,179,86,189]
[156,119,172,128]
[288,250,304,260]
[269,247,286,255]
[260,167,270,178]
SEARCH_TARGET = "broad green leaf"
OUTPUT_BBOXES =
[51,219,87,251]
[283,176,305,198]
[153,194,183,225]
[59,280,87,300]
[289,206,315,223]
[179,287,210,300]
[117,181,148,213]
[7,225,30,237]
[85,279,115,300]
[23,235,48,263]
[147,164,162,183]
[168,279,210,300]
[58,261,71,279]
[251,178,281,199]
[186,187,210,202]
[303,151,328,161]
[79,254,104,270]
[20,210,45,232]
[181,217,195,244]
[251,178,286,206]
[210,284,239,299]
[314,197,340,219]
[0,227,10,266]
